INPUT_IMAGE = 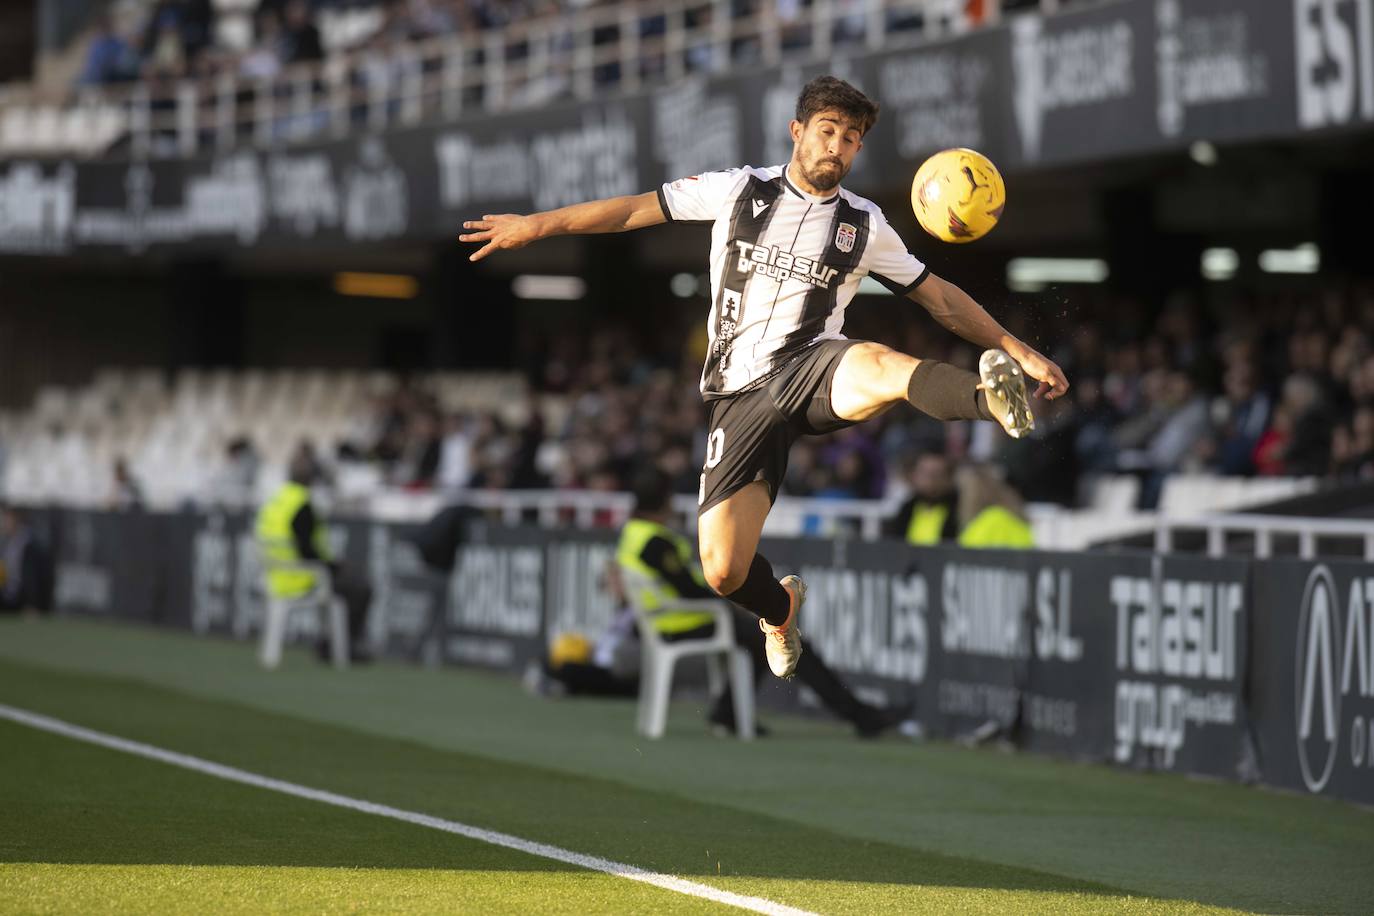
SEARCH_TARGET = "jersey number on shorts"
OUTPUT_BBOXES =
[704,428,726,469]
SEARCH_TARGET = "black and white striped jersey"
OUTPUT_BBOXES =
[658,164,930,398]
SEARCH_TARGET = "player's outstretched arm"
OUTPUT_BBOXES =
[459,191,666,262]
[909,273,1070,399]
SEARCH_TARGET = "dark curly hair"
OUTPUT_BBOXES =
[794,76,879,136]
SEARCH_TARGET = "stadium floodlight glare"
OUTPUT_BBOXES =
[1259,243,1320,274]
[857,277,893,296]
[512,275,586,300]
[1189,140,1218,166]
[1006,257,1109,292]
[1201,247,1239,281]
[670,273,696,298]
[333,272,418,299]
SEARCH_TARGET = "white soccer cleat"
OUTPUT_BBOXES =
[978,349,1035,439]
[760,575,805,679]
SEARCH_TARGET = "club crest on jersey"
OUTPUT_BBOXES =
[835,222,857,253]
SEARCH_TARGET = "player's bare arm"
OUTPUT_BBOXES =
[909,273,1070,399]
[459,191,666,262]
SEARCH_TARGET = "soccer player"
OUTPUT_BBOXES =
[461,76,1069,680]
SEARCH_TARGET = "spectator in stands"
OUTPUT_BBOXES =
[1214,361,1271,476]
[79,13,141,86]
[885,452,1033,548]
[608,469,914,738]
[255,449,372,662]
[1277,374,1333,477]
[281,0,324,64]
[111,457,145,510]
[240,10,284,80]
[0,506,51,615]
[214,437,261,507]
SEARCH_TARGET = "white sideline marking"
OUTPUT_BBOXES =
[0,703,816,916]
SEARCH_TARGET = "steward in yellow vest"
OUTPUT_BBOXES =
[256,479,331,599]
[615,517,717,635]
[254,451,372,661]
[602,469,913,738]
[887,453,1034,549]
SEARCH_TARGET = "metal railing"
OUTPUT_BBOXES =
[369,486,896,539]
[1155,513,1374,561]
[2,0,1007,159]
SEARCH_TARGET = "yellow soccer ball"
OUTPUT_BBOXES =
[548,632,593,670]
[911,148,1007,243]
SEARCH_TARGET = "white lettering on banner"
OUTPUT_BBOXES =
[191,522,234,634]
[1295,0,1374,129]
[1155,0,1271,137]
[0,162,74,253]
[368,525,437,643]
[74,157,267,250]
[880,52,989,156]
[545,542,617,644]
[54,564,112,612]
[529,117,637,211]
[1035,567,1082,662]
[1294,566,1374,793]
[1108,567,1244,768]
[938,679,1019,721]
[268,154,338,236]
[941,564,1029,659]
[186,155,267,244]
[1011,15,1135,160]
[434,134,530,209]
[1111,575,1241,680]
[343,139,407,240]
[54,514,112,614]
[653,80,741,179]
[1114,681,1238,767]
[799,566,927,683]
[450,546,542,637]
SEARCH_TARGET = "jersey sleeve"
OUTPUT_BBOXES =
[864,212,931,295]
[657,170,741,224]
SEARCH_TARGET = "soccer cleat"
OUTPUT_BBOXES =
[760,575,805,679]
[978,349,1034,439]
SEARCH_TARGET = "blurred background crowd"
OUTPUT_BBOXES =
[288,279,1374,511]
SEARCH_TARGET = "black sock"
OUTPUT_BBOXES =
[723,554,791,626]
[906,360,995,422]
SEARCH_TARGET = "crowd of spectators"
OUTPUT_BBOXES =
[315,280,1374,511]
[74,0,1030,93]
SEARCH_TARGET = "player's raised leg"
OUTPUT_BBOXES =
[829,341,1034,437]
[698,481,803,678]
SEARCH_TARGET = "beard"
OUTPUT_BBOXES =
[801,155,848,191]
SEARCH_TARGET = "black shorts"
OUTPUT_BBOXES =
[698,339,861,514]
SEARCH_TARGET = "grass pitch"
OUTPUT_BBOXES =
[1,617,1371,914]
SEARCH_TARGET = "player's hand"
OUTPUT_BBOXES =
[459,214,540,262]
[1015,347,1070,400]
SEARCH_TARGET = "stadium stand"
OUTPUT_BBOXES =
[2,0,1079,157]
[2,278,1366,550]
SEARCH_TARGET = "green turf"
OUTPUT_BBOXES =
[1,616,1372,914]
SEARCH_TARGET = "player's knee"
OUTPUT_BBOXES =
[700,551,747,595]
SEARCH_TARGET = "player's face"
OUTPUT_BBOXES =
[790,111,863,192]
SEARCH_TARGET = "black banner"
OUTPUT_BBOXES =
[1250,559,1374,805]
[1,0,1369,255]
[28,503,1372,805]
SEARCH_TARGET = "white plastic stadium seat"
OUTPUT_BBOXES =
[620,568,753,740]
[257,555,348,670]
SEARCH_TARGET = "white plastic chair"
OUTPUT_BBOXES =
[257,557,348,670]
[620,569,754,740]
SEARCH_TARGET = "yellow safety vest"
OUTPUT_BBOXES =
[905,503,949,546]
[615,518,715,635]
[958,506,1035,549]
[255,482,329,598]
